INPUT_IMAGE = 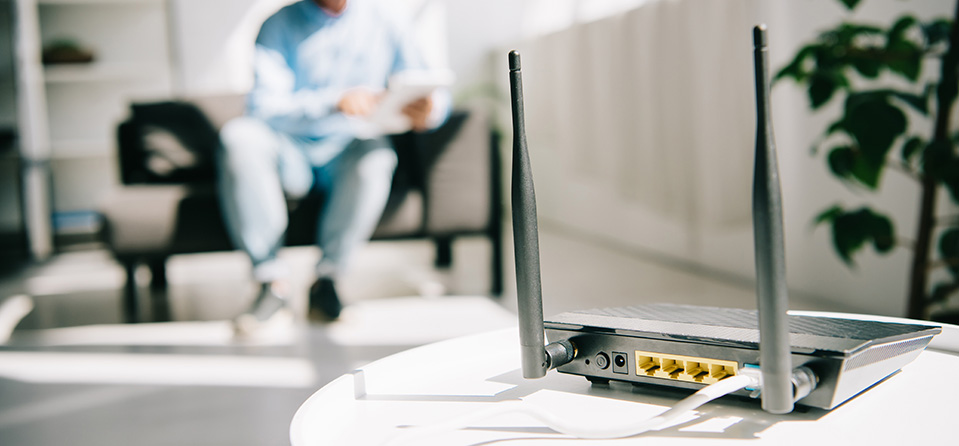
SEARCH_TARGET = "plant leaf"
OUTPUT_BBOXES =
[923,19,953,46]
[808,71,847,108]
[939,229,959,277]
[831,213,865,265]
[827,146,856,180]
[885,39,923,81]
[825,119,847,137]
[900,136,924,163]
[830,23,884,45]
[944,175,959,204]
[830,207,896,265]
[887,15,918,46]
[775,45,816,83]
[831,209,868,265]
[890,91,929,115]
[930,281,959,303]
[852,58,882,78]
[809,75,837,108]
[851,158,883,189]
[827,145,885,189]
[867,211,895,252]
[844,93,907,165]
[923,139,959,203]
[838,0,862,11]
[814,205,844,225]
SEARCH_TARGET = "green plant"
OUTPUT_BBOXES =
[775,0,959,321]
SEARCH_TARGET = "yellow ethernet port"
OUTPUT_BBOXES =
[635,350,738,384]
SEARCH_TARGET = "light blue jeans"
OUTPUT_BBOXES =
[217,116,397,283]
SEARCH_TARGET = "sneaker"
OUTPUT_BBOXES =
[233,282,293,336]
[308,277,342,321]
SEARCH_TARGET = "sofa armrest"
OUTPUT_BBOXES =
[116,95,245,186]
[99,185,192,256]
[422,108,497,235]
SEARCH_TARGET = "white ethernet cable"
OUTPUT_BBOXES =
[387,372,760,445]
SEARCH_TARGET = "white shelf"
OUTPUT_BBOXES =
[44,62,166,83]
[19,0,173,223]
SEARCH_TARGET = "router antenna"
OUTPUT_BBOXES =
[509,50,574,379]
[752,25,794,414]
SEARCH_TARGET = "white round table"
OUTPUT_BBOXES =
[291,317,959,445]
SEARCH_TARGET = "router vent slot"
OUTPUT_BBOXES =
[576,305,932,340]
[591,305,757,328]
[843,337,930,372]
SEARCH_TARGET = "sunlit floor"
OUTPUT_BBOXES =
[0,222,841,446]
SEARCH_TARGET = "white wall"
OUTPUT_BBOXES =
[444,0,658,97]
[170,0,289,94]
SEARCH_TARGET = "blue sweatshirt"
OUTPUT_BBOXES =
[248,0,446,150]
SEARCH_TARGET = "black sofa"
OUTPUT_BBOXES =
[98,94,503,321]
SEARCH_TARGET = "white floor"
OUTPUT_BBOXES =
[0,222,846,446]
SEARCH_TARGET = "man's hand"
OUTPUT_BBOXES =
[338,88,379,117]
[402,96,433,132]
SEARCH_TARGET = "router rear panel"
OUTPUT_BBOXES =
[545,326,935,410]
[548,328,840,410]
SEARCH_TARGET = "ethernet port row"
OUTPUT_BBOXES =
[635,351,737,384]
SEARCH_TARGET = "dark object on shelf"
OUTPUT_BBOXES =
[0,139,27,271]
[100,94,504,322]
[0,127,15,154]
[42,40,94,64]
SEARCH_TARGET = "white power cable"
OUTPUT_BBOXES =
[387,373,759,444]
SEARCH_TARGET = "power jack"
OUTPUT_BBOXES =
[612,352,628,374]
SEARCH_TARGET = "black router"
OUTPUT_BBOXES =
[508,25,940,413]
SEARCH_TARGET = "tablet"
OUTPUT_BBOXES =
[356,70,455,137]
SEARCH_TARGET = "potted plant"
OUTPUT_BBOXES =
[775,0,958,321]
